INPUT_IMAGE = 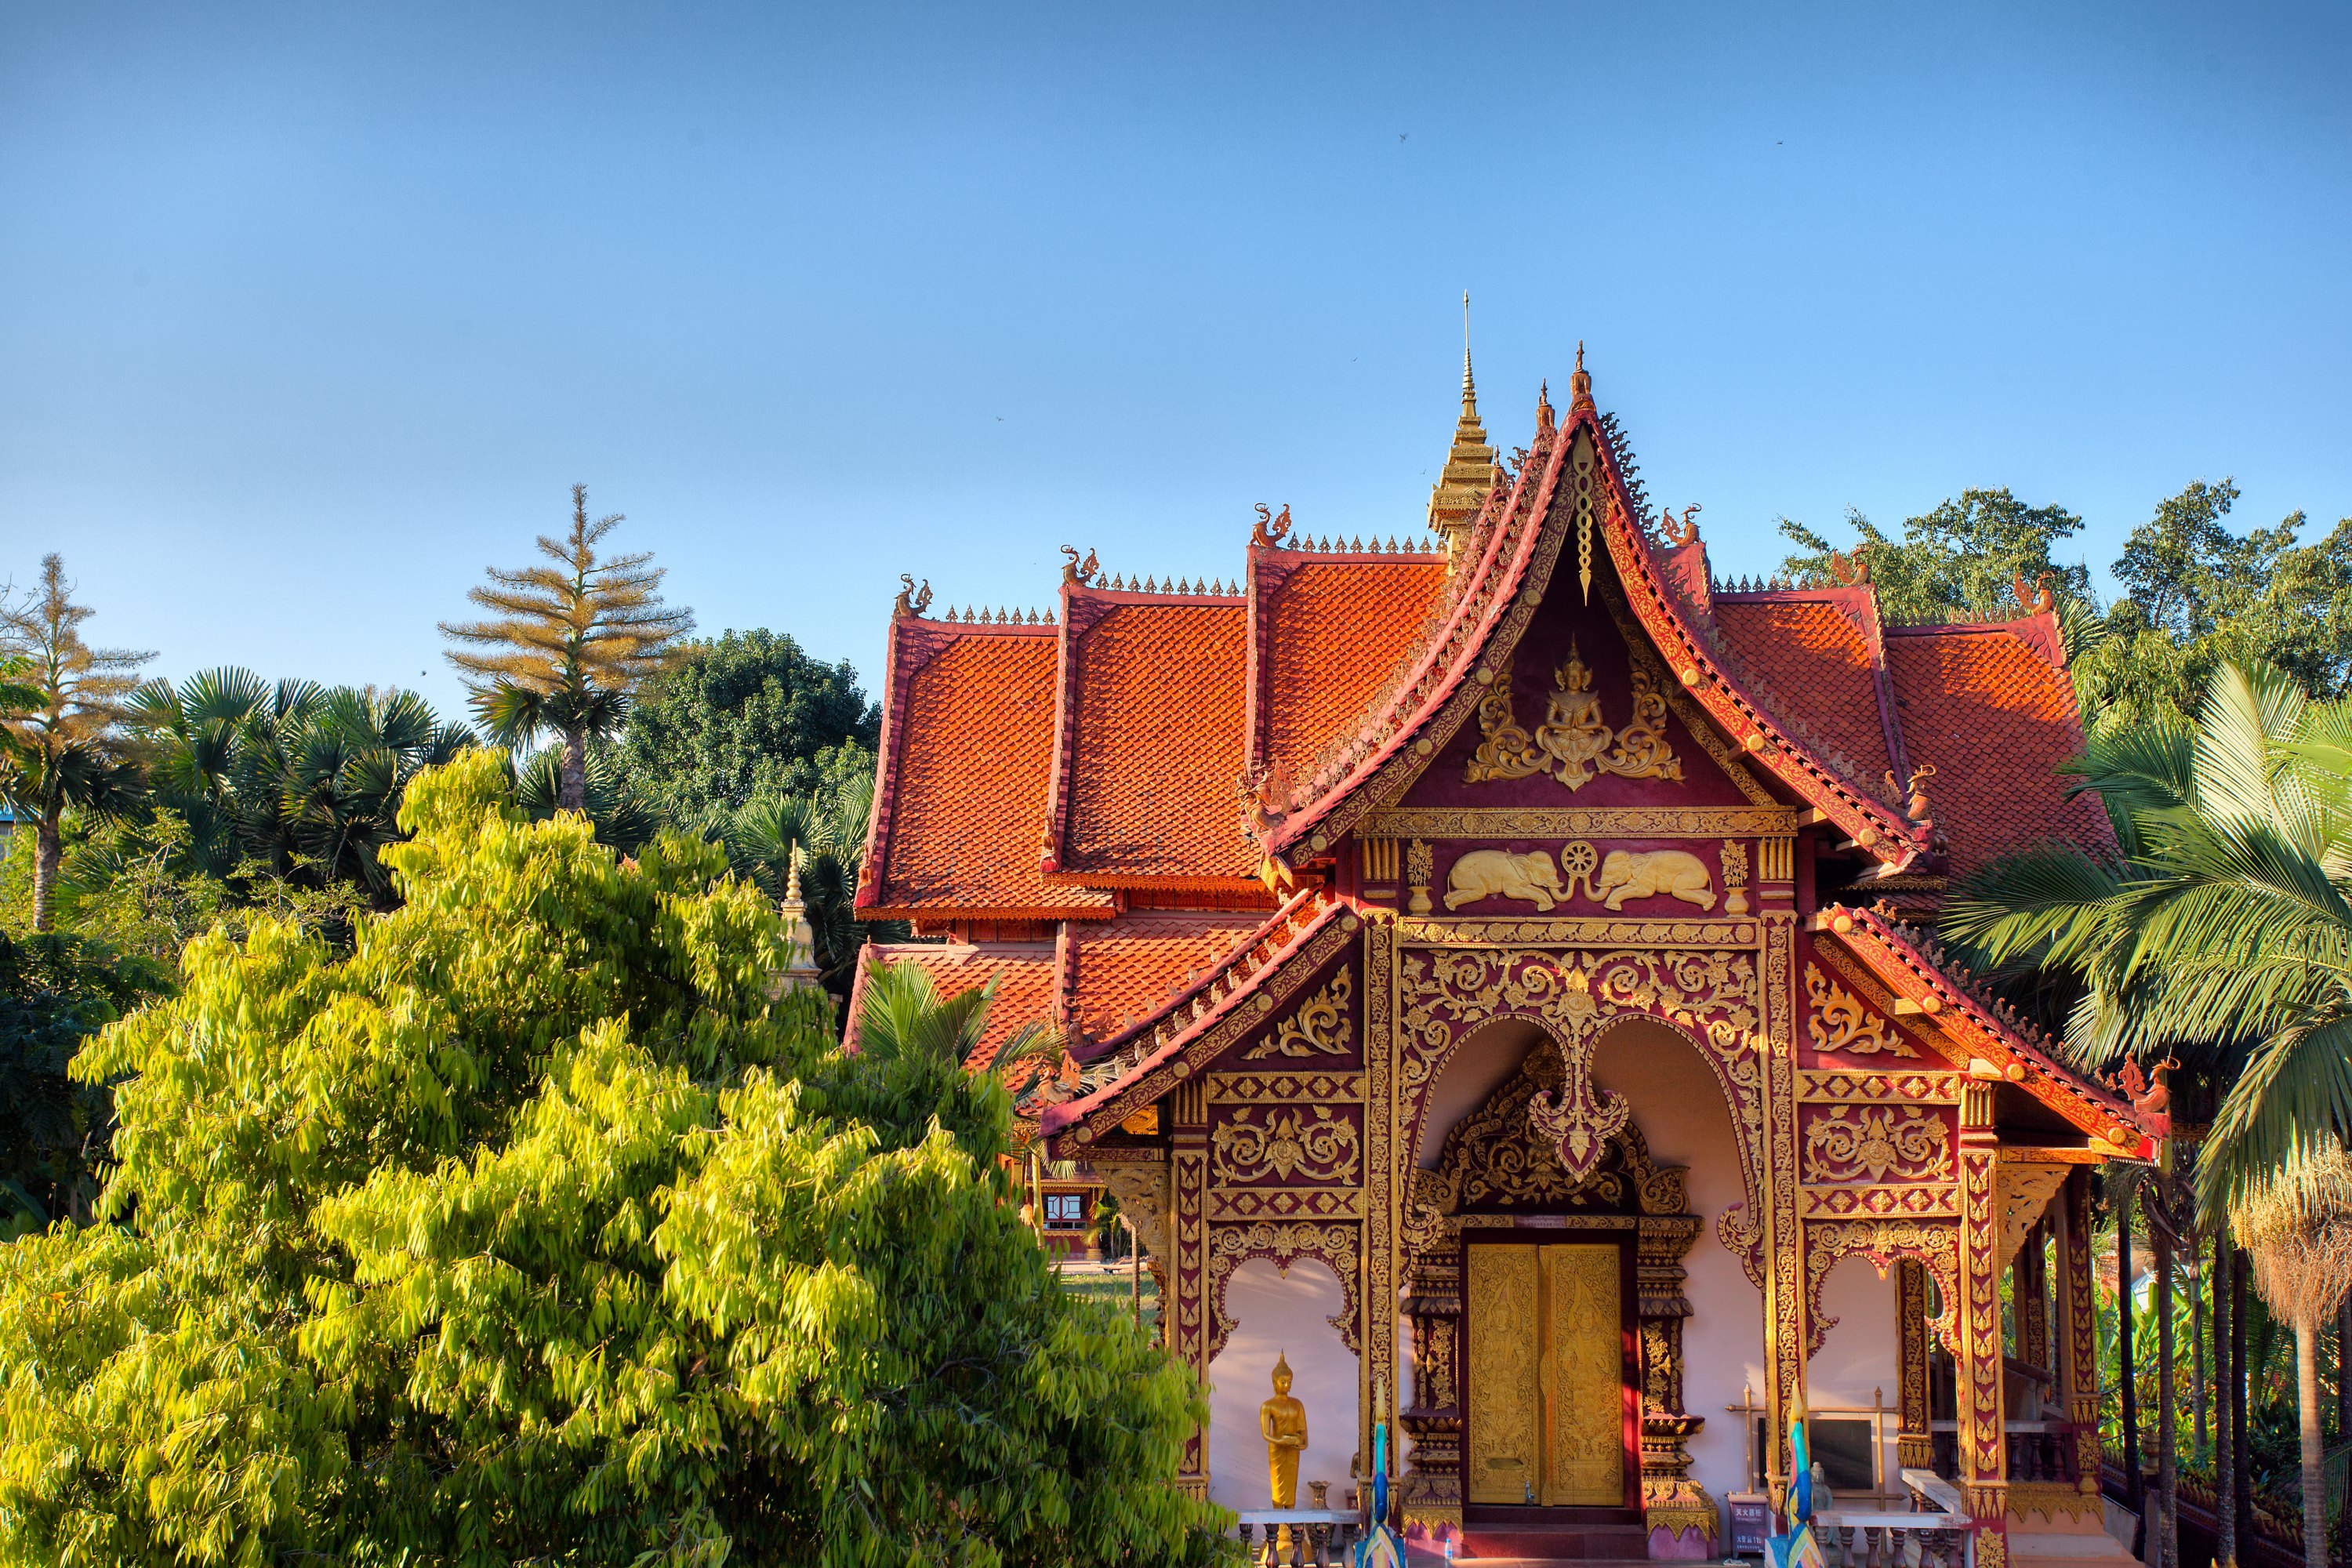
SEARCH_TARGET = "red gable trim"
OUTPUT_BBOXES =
[1259,404,1929,870]
[1814,903,2155,1158]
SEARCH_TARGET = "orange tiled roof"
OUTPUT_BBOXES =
[1254,554,1447,787]
[1048,595,1256,887]
[1714,590,1900,790]
[851,939,1060,1083]
[1064,909,1270,1044]
[862,621,1113,920]
[1883,620,2108,875]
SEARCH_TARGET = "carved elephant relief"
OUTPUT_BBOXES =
[1437,843,1717,913]
[1443,848,1566,911]
[1592,848,1715,910]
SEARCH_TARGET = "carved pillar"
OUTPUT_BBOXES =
[1760,913,1806,1504]
[1398,1205,1463,1530]
[1898,1258,1934,1471]
[1363,916,1398,1475]
[1639,1215,1716,1558]
[2017,1216,2050,1375]
[1957,1082,2008,1563]
[2060,1167,2102,1493]
[1172,1080,1210,1498]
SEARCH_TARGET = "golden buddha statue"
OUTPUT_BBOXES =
[1261,1351,1308,1515]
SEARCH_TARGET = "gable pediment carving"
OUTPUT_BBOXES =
[1420,1046,1688,1219]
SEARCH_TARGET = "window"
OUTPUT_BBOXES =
[1044,1193,1085,1227]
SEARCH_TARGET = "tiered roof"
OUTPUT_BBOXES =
[855,354,2119,1131]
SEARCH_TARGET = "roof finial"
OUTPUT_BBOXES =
[1536,379,1556,441]
[1461,291,1476,412]
[1569,339,1595,412]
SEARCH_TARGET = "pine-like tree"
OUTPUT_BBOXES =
[0,555,150,931]
[441,485,693,811]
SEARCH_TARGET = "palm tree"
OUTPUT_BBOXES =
[0,557,151,930]
[440,485,694,811]
[1946,660,2352,1568]
[124,668,475,905]
[2231,1140,2352,1568]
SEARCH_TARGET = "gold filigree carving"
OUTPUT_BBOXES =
[1365,806,1798,840]
[1465,641,1682,790]
[1722,839,1751,916]
[1802,1105,1954,1184]
[1207,1071,1364,1102]
[1806,963,1916,1058]
[1245,966,1353,1058]
[1406,838,1435,915]
[1209,1186,1364,1222]
[1418,1049,1689,1222]
[1799,1070,1960,1103]
[1097,1159,1170,1262]
[1804,1218,1962,1359]
[1207,1220,1361,1359]
[1211,1105,1363,1185]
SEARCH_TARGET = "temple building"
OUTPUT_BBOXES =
[849,349,2154,1563]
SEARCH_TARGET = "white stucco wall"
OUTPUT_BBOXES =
[1207,1257,1359,1514]
[1806,1254,1903,1500]
[1588,1018,1766,1508]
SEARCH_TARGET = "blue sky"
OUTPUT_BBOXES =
[3,2,2347,722]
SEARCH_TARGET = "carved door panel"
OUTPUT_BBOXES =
[1466,1243,1541,1504]
[1542,1243,1624,1504]
[1466,1240,1627,1508]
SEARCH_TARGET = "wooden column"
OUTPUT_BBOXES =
[1760,913,1806,1506]
[1897,1258,1934,1470]
[1958,1082,2009,1564]
[2060,1167,2103,1494]
[2017,1218,2050,1376]
[1171,1079,1210,1498]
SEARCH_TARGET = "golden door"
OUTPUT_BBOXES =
[1465,1242,1624,1506]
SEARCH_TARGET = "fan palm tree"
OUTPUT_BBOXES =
[1945,660,2352,1568]
[440,485,694,811]
[124,668,475,905]
[0,557,151,930]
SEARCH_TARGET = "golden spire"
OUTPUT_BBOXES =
[1427,292,1505,559]
[1569,339,1595,412]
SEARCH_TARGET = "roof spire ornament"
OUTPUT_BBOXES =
[1426,292,1505,564]
[1536,379,1556,443]
[1569,339,1595,412]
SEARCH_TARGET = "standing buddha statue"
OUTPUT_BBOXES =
[1261,1350,1308,1555]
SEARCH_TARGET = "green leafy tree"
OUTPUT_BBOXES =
[1777,488,2092,622]
[441,484,695,812]
[619,628,880,832]
[726,768,902,1012]
[0,748,1224,1567]
[0,555,150,931]
[2074,481,2352,730]
[0,931,160,1233]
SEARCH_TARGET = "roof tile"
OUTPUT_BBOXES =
[1883,623,2107,875]
[1065,909,1270,1043]
[1258,557,1448,786]
[1059,601,1255,882]
[872,627,1112,916]
[1715,594,1896,786]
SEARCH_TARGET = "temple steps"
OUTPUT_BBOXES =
[1453,1524,1652,1560]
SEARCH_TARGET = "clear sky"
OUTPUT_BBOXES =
[4,2,2348,722]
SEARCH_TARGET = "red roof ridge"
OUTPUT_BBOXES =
[1253,398,1929,872]
[1813,902,2155,1156]
[1883,609,2069,672]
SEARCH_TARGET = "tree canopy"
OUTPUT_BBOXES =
[0,749,1220,1568]
[619,627,880,830]
[441,485,695,811]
